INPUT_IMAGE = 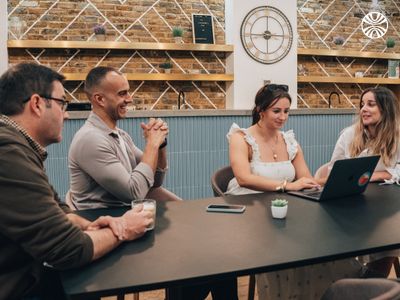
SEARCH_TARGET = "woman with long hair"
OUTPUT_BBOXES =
[328,86,400,183]
[326,86,400,278]
[226,84,362,300]
[226,84,319,195]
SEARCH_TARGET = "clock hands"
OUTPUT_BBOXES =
[247,32,287,39]
[250,34,286,39]
[240,6,293,64]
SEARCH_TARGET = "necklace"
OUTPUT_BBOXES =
[269,134,279,160]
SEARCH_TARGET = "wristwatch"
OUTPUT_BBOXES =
[159,138,167,149]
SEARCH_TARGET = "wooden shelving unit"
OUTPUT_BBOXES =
[298,76,400,85]
[8,40,234,82]
[7,40,234,52]
[298,49,400,87]
[64,73,234,81]
[298,48,400,60]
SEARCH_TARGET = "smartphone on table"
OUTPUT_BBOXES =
[206,204,246,213]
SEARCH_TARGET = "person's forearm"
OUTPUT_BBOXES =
[140,141,159,172]
[316,177,328,186]
[67,214,91,230]
[236,173,282,192]
[157,147,167,169]
[371,171,392,182]
[85,228,122,260]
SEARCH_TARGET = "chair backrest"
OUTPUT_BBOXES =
[211,166,234,197]
[314,162,329,179]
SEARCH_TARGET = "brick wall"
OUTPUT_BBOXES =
[298,0,400,108]
[8,1,400,109]
[7,0,227,109]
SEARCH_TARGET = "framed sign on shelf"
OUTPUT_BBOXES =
[192,14,214,44]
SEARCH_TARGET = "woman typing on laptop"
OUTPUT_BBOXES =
[323,87,400,278]
[226,83,319,196]
[225,84,362,299]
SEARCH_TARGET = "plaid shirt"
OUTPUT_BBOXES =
[0,114,47,161]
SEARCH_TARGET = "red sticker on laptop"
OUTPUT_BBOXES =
[358,172,371,186]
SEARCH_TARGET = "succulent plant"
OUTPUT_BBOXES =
[271,199,288,207]
[172,27,184,37]
[159,61,173,69]
[333,36,345,45]
[386,37,396,48]
[93,24,106,35]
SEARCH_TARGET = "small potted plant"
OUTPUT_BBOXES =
[386,37,395,49]
[159,60,173,73]
[387,38,398,78]
[172,27,184,43]
[333,36,345,46]
[271,199,288,219]
[93,24,106,41]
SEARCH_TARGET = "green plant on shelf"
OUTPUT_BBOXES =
[159,61,173,69]
[386,37,396,48]
[159,60,173,73]
[271,199,288,207]
[333,36,345,46]
[172,27,184,37]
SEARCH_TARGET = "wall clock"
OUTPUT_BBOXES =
[240,6,293,64]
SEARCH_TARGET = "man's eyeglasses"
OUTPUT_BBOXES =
[24,95,69,112]
[265,84,289,93]
[41,96,69,112]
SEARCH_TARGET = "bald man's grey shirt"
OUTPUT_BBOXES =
[68,112,166,209]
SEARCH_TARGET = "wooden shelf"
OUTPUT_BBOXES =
[298,48,400,60]
[64,73,234,81]
[7,40,234,52]
[298,76,400,85]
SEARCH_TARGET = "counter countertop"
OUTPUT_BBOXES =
[67,109,356,119]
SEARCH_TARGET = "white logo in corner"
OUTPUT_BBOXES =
[362,12,388,39]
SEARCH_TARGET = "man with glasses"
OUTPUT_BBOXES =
[0,63,153,300]
[68,66,180,210]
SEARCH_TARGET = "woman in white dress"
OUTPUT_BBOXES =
[326,87,400,278]
[226,84,362,300]
[226,84,319,195]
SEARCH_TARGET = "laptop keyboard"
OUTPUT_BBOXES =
[304,191,322,197]
[302,188,323,197]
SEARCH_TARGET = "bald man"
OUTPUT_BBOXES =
[69,66,180,209]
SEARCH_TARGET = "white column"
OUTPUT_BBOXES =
[225,0,298,109]
[0,0,8,74]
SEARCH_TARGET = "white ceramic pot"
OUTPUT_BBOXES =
[271,205,287,219]
[164,68,171,73]
[174,36,182,43]
[95,34,106,41]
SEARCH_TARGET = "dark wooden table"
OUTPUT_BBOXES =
[59,183,400,299]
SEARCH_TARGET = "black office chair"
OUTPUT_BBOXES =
[211,166,256,300]
[211,166,234,197]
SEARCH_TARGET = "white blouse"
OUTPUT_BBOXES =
[225,123,298,195]
[329,125,400,183]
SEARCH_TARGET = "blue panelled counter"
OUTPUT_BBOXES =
[47,109,355,200]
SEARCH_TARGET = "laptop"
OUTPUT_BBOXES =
[287,155,380,201]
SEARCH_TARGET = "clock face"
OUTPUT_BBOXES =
[240,6,293,64]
